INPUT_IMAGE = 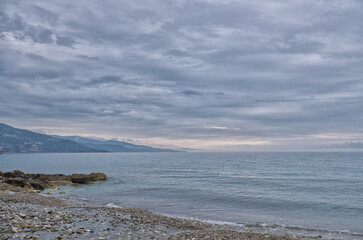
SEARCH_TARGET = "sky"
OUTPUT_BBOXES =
[1,0,363,151]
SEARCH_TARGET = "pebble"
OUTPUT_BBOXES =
[11,226,18,233]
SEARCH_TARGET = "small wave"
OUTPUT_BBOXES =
[245,222,284,229]
[106,203,122,208]
[161,213,244,226]
[202,219,245,226]
[75,197,90,202]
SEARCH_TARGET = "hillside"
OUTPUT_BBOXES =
[0,123,101,153]
[0,123,178,153]
[54,136,179,152]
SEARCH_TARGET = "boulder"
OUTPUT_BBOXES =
[23,183,37,192]
[22,181,45,192]
[2,170,26,179]
[3,172,15,178]
[71,174,94,184]
[12,169,26,178]
[27,173,71,182]
[29,181,45,191]
[90,172,108,181]
[5,178,27,188]
[45,174,70,181]
[70,172,107,184]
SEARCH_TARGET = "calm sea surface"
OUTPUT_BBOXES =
[1,152,362,239]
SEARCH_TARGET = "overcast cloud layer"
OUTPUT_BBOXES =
[1,0,363,150]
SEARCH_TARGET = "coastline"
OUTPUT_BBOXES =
[0,191,333,240]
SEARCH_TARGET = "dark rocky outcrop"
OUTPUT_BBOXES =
[29,181,46,191]
[3,172,15,178]
[0,170,107,193]
[5,178,27,188]
[71,173,107,184]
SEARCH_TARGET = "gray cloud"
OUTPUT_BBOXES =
[56,35,76,47]
[181,90,204,96]
[90,75,142,86]
[0,0,363,150]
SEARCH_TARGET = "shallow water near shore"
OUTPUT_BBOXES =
[1,152,362,239]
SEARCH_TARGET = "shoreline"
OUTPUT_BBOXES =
[0,170,359,239]
[0,191,338,240]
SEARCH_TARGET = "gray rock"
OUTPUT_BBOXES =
[3,172,15,178]
[12,170,26,178]
[29,182,45,191]
[5,178,27,188]
[71,173,107,184]
[0,171,107,192]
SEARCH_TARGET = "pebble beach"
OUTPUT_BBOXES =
[0,190,332,240]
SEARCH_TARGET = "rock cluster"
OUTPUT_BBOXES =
[0,170,107,193]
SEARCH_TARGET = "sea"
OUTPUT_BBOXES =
[1,152,362,239]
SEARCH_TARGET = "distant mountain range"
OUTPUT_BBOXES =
[0,123,100,153]
[53,135,179,152]
[320,142,363,149]
[0,123,177,153]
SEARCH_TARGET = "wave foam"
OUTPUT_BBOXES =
[106,203,122,208]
